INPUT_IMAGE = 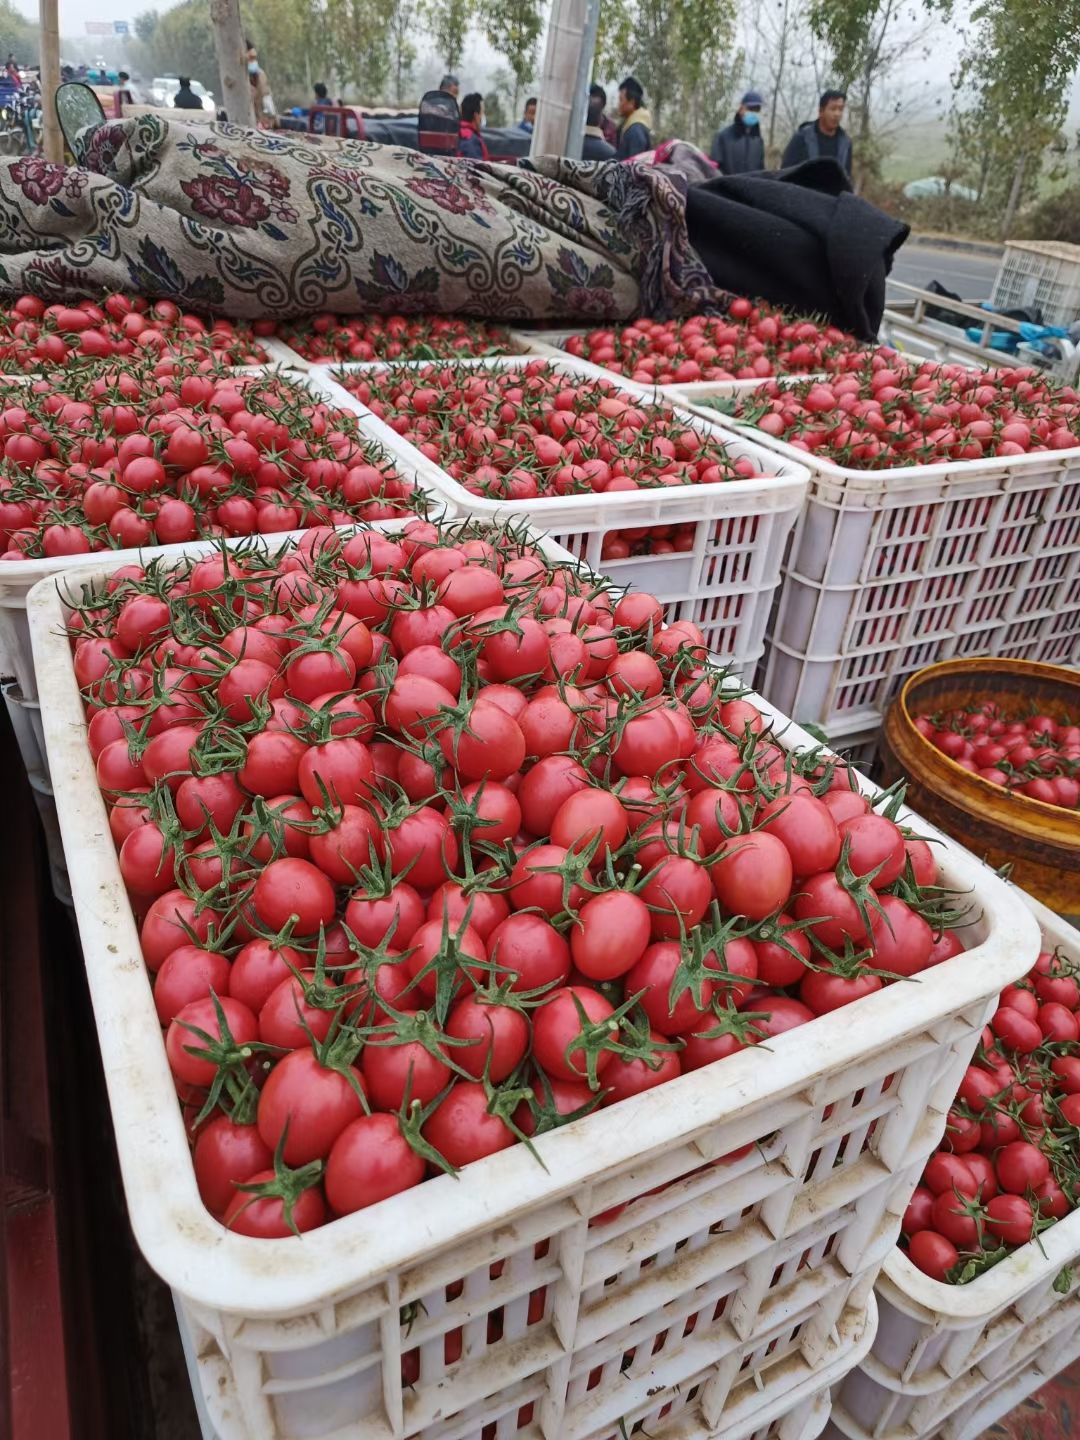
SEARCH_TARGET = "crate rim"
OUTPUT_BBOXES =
[27,535,1039,1320]
[999,240,1080,263]
[309,356,813,521]
[674,374,1080,490]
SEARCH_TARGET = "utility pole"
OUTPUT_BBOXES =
[532,0,601,160]
[39,0,62,162]
[209,0,256,128]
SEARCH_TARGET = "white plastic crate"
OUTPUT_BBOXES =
[0,371,450,704]
[307,357,810,675]
[676,382,1080,731]
[827,1290,1080,1440]
[27,529,1039,1440]
[992,241,1080,327]
[177,1292,860,1440]
[828,897,1080,1440]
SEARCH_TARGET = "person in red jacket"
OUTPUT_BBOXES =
[459,93,490,160]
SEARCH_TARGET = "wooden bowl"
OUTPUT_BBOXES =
[880,657,1080,911]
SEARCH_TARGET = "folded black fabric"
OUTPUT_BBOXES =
[684,158,909,340]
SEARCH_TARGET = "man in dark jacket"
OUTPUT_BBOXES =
[616,76,652,159]
[710,89,765,173]
[782,89,853,176]
[583,94,617,161]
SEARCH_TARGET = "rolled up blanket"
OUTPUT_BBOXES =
[0,116,722,321]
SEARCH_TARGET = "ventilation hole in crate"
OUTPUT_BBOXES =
[1026,585,1065,614]
[1039,636,1074,663]
[852,582,908,620]
[883,504,934,544]
[399,1238,560,1395]
[849,610,906,650]
[841,649,890,684]
[1000,618,1043,649]
[1029,550,1072,584]
[551,530,590,565]
[973,560,1026,597]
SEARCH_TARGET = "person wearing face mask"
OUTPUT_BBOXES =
[710,90,765,174]
[247,45,275,124]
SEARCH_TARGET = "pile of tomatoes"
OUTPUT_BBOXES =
[914,703,1080,810]
[555,301,874,386]
[0,363,419,559]
[727,358,1080,468]
[283,314,516,363]
[71,518,966,1239]
[338,359,771,559]
[0,294,273,371]
[902,942,1080,1283]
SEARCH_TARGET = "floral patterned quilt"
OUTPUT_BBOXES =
[0,117,722,321]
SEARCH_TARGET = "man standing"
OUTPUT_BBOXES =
[782,89,853,176]
[117,70,142,103]
[616,76,652,159]
[440,74,460,100]
[459,93,489,159]
[710,89,765,174]
[590,83,617,146]
[518,97,536,134]
[311,81,333,133]
[583,94,616,161]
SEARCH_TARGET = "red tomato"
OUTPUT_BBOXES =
[907,1229,958,1281]
[995,1141,1050,1195]
[165,996,258,1089]
[422,1082,516,1168]
[902,1186,934,1236]
[325,1113,426,1213]
[193,1117,273,1217]
[986,1194,1035,1246]
[570,890,652,980]
[257,1048,366,1165]
[710,833,793,921]
[251,857,337,936]
[223,1171,327,1237]
[755,792,840,876]
[533,986,617,1083]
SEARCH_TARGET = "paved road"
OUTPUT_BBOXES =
[888,245,1000,301]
